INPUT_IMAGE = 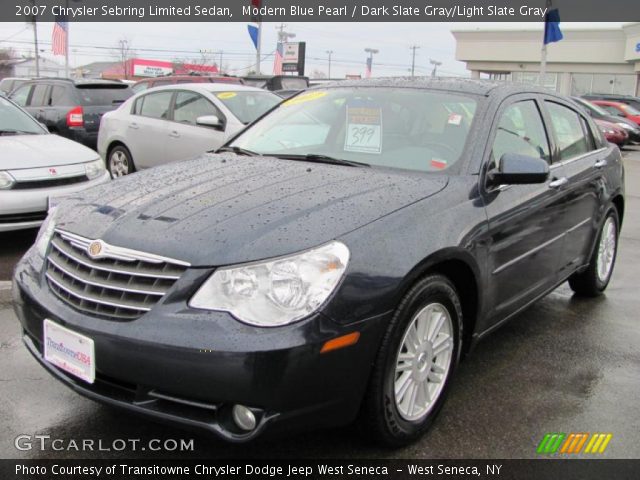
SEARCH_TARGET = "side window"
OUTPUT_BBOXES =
[492,100,550,168]
[546,102,591,160]
[10,85,31,106]
[50,86,67,106]
[30,84,49,107]
[131,83,147,94]
[580,116,597,150]
[173,91,220,126]
[138,91,173,120]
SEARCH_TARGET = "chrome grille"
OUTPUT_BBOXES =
[45,230,189,320]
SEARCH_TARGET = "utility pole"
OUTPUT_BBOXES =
[429,58,442,78]
[326,50,333,79]
[217,50,223,74]
[410,45,420,77]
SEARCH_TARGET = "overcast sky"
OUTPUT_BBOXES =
[0,22,625,78]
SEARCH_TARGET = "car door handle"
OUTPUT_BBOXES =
[549,177,568,189]
[169,130,180,138]
[128,123,139,130]
[594,159,607,169]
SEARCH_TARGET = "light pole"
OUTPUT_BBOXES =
[364,47,378,78]
[410,45,420,77]
[430,58,442,78]
[326,50,333,79]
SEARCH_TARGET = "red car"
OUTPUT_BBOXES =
[594,118,629,146]
[131,75,243,94]
[592,100,640,126]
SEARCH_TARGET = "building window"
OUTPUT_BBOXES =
[570,73,636,96]
[511,72,558,91]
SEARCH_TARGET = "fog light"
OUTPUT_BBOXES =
[232,404,256,431]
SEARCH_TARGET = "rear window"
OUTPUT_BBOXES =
[76,85,133,106]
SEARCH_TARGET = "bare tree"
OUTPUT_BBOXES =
[0,48,17,60]
[310,69,327,79]
[112,37,135,79]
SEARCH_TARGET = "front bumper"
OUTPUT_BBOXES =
[12,256,387,441]
[0,171,110,232]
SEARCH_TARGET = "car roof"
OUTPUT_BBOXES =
[18,77,127,87]
[143,83,269,94]
[308,76,551,98]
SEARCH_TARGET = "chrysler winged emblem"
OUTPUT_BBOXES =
[87,240,103,258]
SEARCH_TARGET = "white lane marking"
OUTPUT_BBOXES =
[0,281,12,290]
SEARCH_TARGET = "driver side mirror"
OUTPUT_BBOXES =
[196,115,224,131]
[488,153,550,186]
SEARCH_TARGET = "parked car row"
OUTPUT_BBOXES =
[9,78,624,447]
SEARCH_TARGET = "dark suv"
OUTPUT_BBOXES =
[9,78,132,150]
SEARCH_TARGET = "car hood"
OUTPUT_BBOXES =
[602,114,640,130]
[2,134,98,169]
[54,154,448,266]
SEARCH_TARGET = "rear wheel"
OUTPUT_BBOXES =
[107,145,134,178]
[568,208,619,296]
[360,274,462,447]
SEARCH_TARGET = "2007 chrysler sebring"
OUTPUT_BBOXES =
[13,79,624,446]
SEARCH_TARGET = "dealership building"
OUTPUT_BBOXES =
[452,23,640,96]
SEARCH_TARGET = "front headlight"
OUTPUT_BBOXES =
[189,241,350,327]
[85,158,105,180]
[616,122,633,131]
[0,171,15,189]
[35,206,57,258]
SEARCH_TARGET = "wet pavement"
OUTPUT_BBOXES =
[1,148,639,460]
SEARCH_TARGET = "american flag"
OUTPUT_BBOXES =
[52,17,68,56]
[365,56,372,78]
[273,42,283,75]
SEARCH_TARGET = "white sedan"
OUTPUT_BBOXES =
[0,95,110,232]
[97,83,281,177]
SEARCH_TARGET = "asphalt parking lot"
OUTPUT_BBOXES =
[1,148,639,460]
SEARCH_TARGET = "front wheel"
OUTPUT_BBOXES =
[568,208,619,296]
[107,145,135,178]
[360,274,462,447]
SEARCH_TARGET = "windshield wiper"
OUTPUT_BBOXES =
[265,153,370,167]
[0,129,39,135]
[215,146,258,156]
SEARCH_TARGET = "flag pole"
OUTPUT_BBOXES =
[64,0,69,77]
[255,22,261,74]
[540,43,547,87]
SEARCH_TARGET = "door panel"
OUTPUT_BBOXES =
[165,91,226,163]
[483,98,568,322]
[543,100,606,275]
[126,91,173,169]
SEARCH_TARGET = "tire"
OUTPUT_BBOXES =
[568,208,619,297]
[360,274,463,447]
[107,145,135,178]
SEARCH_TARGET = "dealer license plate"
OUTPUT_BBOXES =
[43,319,95,384]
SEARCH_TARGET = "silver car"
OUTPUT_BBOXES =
[97,83,281,177]
[0,96,110,232]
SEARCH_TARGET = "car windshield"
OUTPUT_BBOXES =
[230,87,478,172]
[0,96,45,135]
[214,91,282,124]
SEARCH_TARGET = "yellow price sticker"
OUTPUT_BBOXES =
[283,91,327,106]
[217,92,237,99]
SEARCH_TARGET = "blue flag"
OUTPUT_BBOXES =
[544,9,563,45]
[247,24,259,50]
